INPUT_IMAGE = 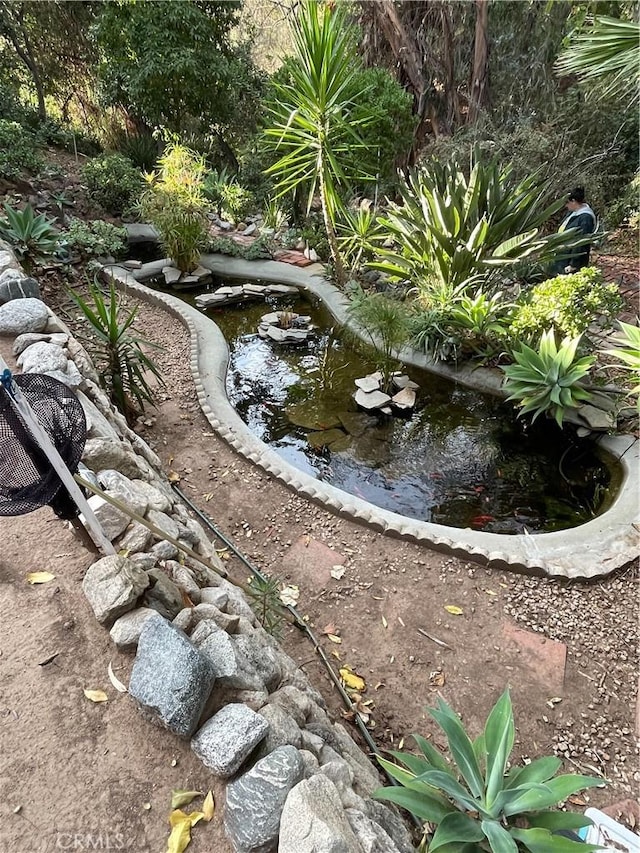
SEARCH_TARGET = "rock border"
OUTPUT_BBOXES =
[102,257,639,580]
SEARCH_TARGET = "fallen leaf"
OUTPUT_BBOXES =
[484,589,497,596]
[38,652,59,666]
[429,669,446,687]
[168,471,181,484]
[381,615,388,629]
[327,634,342,644]
[83,689,108,703]
[26,571,55,585]
[117,548,130,558]
[202,492,214,502]
[171,791,202,809]
[546,696,563,708]
[108,662,127,693]
[398,737,404,750]
[167,809,203,853]
[374,682,385,690]
[180,589,195,609]
[397,617,405,627]
[330,565,345,580]
[568,795,587,807]
[322,623,337,635]
[340,668,366,692]
[444,605,463,616]
[279,584,299,607]
[202,791,214,822]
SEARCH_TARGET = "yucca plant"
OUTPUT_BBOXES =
[375,689,603,853]
[69,280,164,425]
[372,157,590,295]
[502,331,594,427]
[603,320,640,407]
[337,200,386,273]
[0,203,59,260]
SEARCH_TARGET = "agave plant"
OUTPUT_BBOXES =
[603,320,640,405]
[375,689,603,853]
[448,289,512,358]
[69,279,164,425]
[0,203,59,260]
[502,331,594,427]
[371,157,591,295]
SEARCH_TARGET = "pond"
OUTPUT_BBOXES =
[155,277,619,534]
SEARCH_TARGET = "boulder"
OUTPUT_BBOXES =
[82,555,150,625]
[0,297,49,335]
[191,703,269,777]
[118,521,152,554]
[99,470,149,517]
[83,438,147,479]
[278,775,362,853]
[143,567,184,620]
[224,746,304,853]
[81,494,130,541]
[128,616,215,737]
[17,341,68,374]
[12,331,68,356]
[0,272,40,304]
[109,607,159,649]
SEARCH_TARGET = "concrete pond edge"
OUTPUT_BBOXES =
[103,256,640,580]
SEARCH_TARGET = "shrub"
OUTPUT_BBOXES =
[0,203,59,260]
[375,689,603,853]
[372,156,586,296]
[68,279,164,424]
[219,180,253,223]
[81,153,144,215]
[111,129,160,172]
[509,267,623,343]
[448,289,512,358]
[603,320,640,403]
[140,144,209,272]
[0,120,43,179]
[61,218,127,259]
[502,331,594,427]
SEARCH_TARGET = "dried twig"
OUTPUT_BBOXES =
[417,627,453,650]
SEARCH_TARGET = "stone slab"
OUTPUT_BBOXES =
[502,622,567,695]
[281,536,346,591]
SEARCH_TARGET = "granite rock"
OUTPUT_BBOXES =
[82,555,149,625]
[191,703,269,777]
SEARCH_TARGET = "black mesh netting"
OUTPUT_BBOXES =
[0,373,87,518]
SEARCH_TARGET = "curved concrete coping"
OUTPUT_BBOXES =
[104,256,640,580]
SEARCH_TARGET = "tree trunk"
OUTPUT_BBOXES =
[468,0,489,124]
[370,0,425,101]
[319,169,346,289]
[440,4,460,132]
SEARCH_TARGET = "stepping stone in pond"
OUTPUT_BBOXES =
[306,428,347,448]
[261,312,282,325]
[243,284,267,295]
[195,293,227,308]
[392,374,419,391]
[391,388,416,410]
[355,375,381,393]
[354,388,391,410]
[217,285,244,297]
[162,266,181,285]
[266,284,298,294]
[328,434,352,453]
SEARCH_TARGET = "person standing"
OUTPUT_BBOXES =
[553,186,597,274]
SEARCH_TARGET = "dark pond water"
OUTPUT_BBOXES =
[159,278,619,534]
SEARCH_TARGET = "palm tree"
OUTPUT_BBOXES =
[264,0,375,287]
[556,15,640,103]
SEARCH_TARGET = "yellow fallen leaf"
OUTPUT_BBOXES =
[26,571,55,585]
[484,589,497,596]
[171,790,202,809]
[168,470,181,484]
[330,649,342,660]
[83,689,108,703]
[203,492,214,502]
[340,668,366,692]
[381,615,388,629]
[168,808,205,853]
[202,791,215,822]
[327,634,342,644]
[444,605,463,615]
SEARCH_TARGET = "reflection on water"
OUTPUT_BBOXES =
[202,290,616,534]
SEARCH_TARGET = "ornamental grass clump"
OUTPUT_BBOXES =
[375,689,604,853]
[139,144,209,273]
[502,331,594,427]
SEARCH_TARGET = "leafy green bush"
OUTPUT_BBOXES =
[509,267,623,343]
[373,156,586,296]
[111,129,160,172]
[0,120,43,179]
[448,289,512,358]
[219,181,253,223]
[69,279,164,425]
[0,203,59,259]
[375,689,603,853]
[61,218,127,259]
[503,331,594,426]
[140,144,209,272]
[81,153,144,215]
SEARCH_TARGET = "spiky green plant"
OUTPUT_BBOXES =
[372,157,590,295]
[69,280,164,425]
[0,203,59,260]
[448,289,512,358]
[603,320,640,406]
[246,574,287,639]
[375,689,603,853]
[337,200,386,273]
[502,331,594,427]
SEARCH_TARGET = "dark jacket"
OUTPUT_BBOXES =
[556,205,597,272]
